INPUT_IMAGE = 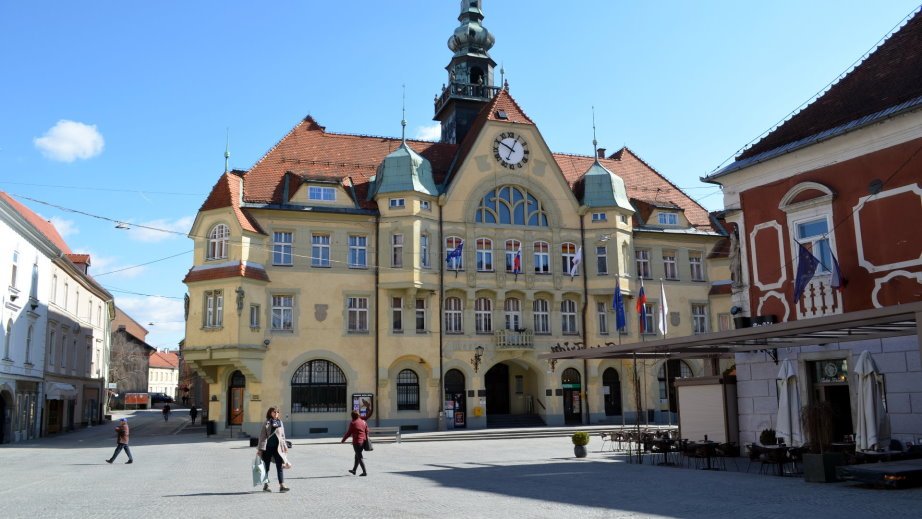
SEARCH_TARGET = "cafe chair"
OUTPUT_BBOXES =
[715,442,739,471]
[600,431,612,452]
[746,444,763,473]
[758,446,786,476]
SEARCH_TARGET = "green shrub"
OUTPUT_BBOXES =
[571,431,590,446]
[759,428,777,446]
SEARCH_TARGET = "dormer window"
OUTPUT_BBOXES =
[308,186,335,201]
[420,200,431,210]
[658,212,678,225]
[591,212,607,222]
[389,198,406,209]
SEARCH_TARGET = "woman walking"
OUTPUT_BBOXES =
[256,407,290,492]
[341,410,368,476]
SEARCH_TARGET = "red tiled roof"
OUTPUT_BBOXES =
[0,192,72,253]
[112,306,149,340]
[738,9,922,160]
[242,116,456,209]
[200,172,264,234]
[66,253,90,264]
[182,262,271,284]
[553,148,712,228]
[149,351,179,369]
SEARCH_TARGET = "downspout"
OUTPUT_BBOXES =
[579,210,589,426]
[438,197,445,431]
[374,213,380,428]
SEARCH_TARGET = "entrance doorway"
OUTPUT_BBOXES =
[658,360,692,413]
[809,359,853,442]
[603,368,622,416]
[0,393,6,443]
[484,363,510,415]
[444,369,466,428]
[227,370,245,426]
[562,368,582,424]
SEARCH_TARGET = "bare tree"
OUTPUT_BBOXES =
[107,331,151,407]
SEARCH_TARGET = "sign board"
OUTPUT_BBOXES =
[352,393,374,419]
[107,383,118,389]
[124,393,147,405]
[454,411,465,426]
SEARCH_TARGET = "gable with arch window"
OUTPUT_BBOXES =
[207,223,230,260]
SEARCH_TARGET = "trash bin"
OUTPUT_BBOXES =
[206,420,216,436]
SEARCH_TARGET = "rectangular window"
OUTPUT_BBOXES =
[596,246,608,275]
[592,212,606,222]
[643,303,656,335]
[250,304,261,328]
[658,212,678,225]
[348,235,367,268]
[533,241,550,274]
[61,333,67,369]
[389,198,405,208]
[663,250,678,280]
[97,305,102,326]
[203,290,224,328]
[561,300,578,334]
[48,330,56,367]
[446,237,464,270]
[415,298,426,332]
[475,298,492,334]
[797,218,833,273]
[635,249,651,279]
[271,295,293,331]
[273,232,293,266]
[348,297,369,332]
[308,186,335,201]
[311,234,331,267]
[392,297,403,333]
[444,297,462,334]
[476,238,493,271]
[505,240,521,272]
[689,252,704,281]
[51,274,57,303]
[391,234,404,268]
[10,250,19,288]
[560,243,577,275]
[692,303,709,334]
[597,302,609,335]
[533,299,550,334]
[420,200,431,210]
[620,215,629,224]
[420,234,430,269]
[718,313,731,332]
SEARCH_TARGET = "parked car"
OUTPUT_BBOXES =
[150,392,174,404]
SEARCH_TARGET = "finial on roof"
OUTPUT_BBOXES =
[500,63,505,89]
[224,128,231,174]
[591,106,599,163]
[401,84,407,143]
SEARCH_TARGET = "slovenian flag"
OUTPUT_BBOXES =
[513,246,522,274]
[636,282,647,333]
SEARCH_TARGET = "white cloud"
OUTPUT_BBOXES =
[33,120,105,162]
[80,251,146,280]
[414,123,441,141]
[47,216,79,238]
[117,296,185,349]
[129,216,195,243]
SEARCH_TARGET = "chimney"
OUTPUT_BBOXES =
[597,148,606,158]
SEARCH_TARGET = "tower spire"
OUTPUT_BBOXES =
[592,107,599,162]
[224,128,230,173]
[401,84,407,143]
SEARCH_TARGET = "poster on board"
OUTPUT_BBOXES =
[352,393,374,419]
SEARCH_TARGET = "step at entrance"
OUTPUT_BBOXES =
[486,414,546,429]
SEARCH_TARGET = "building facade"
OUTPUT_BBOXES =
[108,307,155,408]
[705,9,922,447]
[149,350,179,399]
[182,2,729,437]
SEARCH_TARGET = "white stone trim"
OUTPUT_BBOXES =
[871,270,922,308]
[756,290,790,322]
[778,181,834,213]
[854,183,922,273]
[749,221,786,291]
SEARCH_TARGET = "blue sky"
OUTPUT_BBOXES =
[1,1,919,351]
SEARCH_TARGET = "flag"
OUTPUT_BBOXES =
[613,284,626,332]
[513,246,522,275]
[568,247,582,278]
[658,280,669,336]
[636,282,647,333]
[792,243,819,303]
[446,240,463,267]
[829,251,844,290]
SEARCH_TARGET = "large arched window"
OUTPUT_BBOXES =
[475,185,549,226]
[207,224,230,260]
[291,360,347,413]
[397,369,420,410]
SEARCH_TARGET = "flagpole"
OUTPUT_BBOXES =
[660,278,672,426]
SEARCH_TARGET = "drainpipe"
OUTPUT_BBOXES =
[374,214,380,428]
[579,210,589,426]
[438,199,446,431]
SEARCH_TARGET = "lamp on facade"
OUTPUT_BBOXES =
[470,345,484,373]
[547,358,558,373]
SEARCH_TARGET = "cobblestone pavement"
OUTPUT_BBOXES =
[3,410,921,519]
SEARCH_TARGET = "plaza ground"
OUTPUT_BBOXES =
[2,409,920,519]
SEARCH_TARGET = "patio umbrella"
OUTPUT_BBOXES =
[776,359,803,446]
[854,350,888,451]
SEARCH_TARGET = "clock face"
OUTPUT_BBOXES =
[493,132,529,169]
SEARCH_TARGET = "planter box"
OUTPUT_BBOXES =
[803,452,846,483]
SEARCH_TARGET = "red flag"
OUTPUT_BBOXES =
[636,285,647,333]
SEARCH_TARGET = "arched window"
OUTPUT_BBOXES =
[291,360,347,413]
[475,297,492,333]
[603,368,622,416]
[560,243,577,274]
[475,185,549,226]
[561,299,578,334]
[207,224,230,260]
[397,369,420,410]
[658,360,693,413]
[444,297,463,333]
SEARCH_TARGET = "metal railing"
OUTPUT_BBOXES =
[434,82,503,114]
[494,329,534,350]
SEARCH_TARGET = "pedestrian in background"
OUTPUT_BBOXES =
[162,403,171,421]
[341,410,368,476]
[189,405,198,425]
[105,418,133,464]
[256,407,290,493]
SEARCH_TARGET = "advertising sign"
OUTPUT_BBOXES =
[124,393,147,405]
[352,393,374,419]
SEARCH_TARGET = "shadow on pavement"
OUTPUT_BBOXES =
[163,492,255,497]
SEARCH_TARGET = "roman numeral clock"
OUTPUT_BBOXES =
[493,132,529,169]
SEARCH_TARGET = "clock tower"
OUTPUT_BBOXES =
[433,0,498,144]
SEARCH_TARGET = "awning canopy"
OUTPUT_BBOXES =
[543,301,922,360]
[45,382,77,400]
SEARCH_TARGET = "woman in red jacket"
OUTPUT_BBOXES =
[340,410,368,476]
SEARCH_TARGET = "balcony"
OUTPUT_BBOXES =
[434,82,503,115]
[494,329,534,350]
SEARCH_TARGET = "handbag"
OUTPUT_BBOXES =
[362,437,374,451]
[252,455,268,486]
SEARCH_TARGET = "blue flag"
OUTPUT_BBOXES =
[446,240,463,266]
[613,284,626,332]
[792,243,819,303]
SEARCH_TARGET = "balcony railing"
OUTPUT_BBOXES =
[494,329,534,350]
[434,82,503,114]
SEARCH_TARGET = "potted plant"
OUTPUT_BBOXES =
[572,431,590,458]
[801,401,846,483]
[759,428,777,446]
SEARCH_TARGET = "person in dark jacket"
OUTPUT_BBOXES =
[341,410,368,476]
[189,405,198,425]
[106,418,133,464]
[256,407,290,492]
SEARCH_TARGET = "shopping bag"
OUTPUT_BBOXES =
[252,455,268,486]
